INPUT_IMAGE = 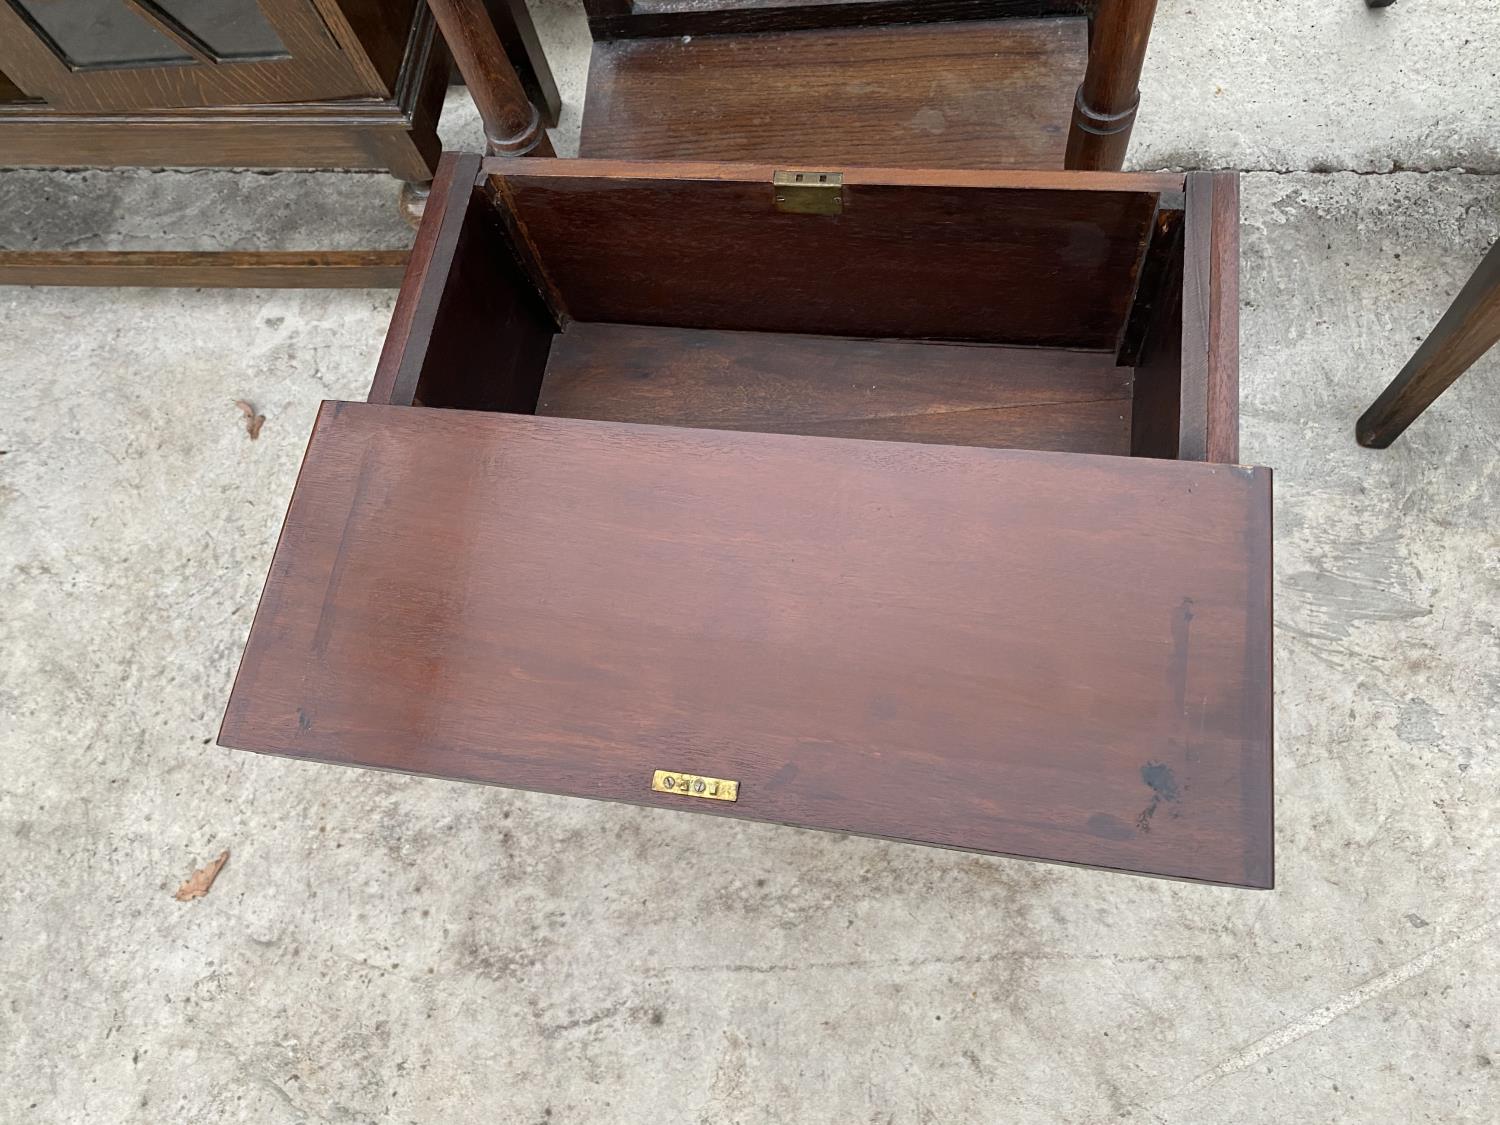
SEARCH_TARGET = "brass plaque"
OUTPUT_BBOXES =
[651,770,739,802]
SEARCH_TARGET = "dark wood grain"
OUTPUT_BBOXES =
[1129,249,1185,459]
[536,322,1132,453]
[1124,196,1185,458]
[579,19,1084,169]
[370,153,556,409]
[1126,175,1239,463]
[408,201,555,410]
[0,250,409,288]
[220,402,1274,887]
[372,153,485,405]
[1357,238,1500,448]
[1179,172,1240,463]
[583,0,1088,38]
[1117,193,1184,367]
[484,159,1174,347]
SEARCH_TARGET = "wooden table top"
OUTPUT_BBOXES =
[220,402,1273,886]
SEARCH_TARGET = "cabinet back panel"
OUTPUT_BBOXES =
[485,161,1176,348]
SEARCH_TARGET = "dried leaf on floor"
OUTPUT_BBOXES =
[173,849,230,901]
[234,400,266,441]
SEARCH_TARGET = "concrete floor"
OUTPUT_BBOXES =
[1,1,1498,1122]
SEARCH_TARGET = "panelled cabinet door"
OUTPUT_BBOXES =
[0,0,381,110]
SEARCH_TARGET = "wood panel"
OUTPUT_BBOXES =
[311,0,422,94]
[579,19,1085,169]
[485,160,1176,347]
[0,106,439,180]
[371,153,482,404]
[371,153,555,410]
[221,402,1274,887]
[584,0,1088,38]
[0,0,373,113]
[537,322,1133,453]
[1179,172,1240,463]
[0,12,447,182]
[1125,197,1185,458]
[0,250,409,288]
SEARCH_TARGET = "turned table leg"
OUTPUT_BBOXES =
[426,0,553,157]
[1357,239,1500,448]
[1065,0,1159,171]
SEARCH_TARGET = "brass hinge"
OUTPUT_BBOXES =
[651,769,739,802]
[773,170,844,215]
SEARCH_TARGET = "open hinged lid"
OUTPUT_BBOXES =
[220,402,1273,887]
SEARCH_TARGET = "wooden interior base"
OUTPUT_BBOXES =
[536,322,1133,454]
[578,18,1085,167]
[374,158,1239,465]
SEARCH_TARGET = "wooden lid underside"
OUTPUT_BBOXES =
[220,403,1273,887]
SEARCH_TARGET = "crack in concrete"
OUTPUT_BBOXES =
[656,951,1218,975]
[1127,912,1500,1121]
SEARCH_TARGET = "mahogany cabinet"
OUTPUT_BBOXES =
[219,155,1273,887]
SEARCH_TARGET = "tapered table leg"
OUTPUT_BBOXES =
[1357,239,1500,448]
